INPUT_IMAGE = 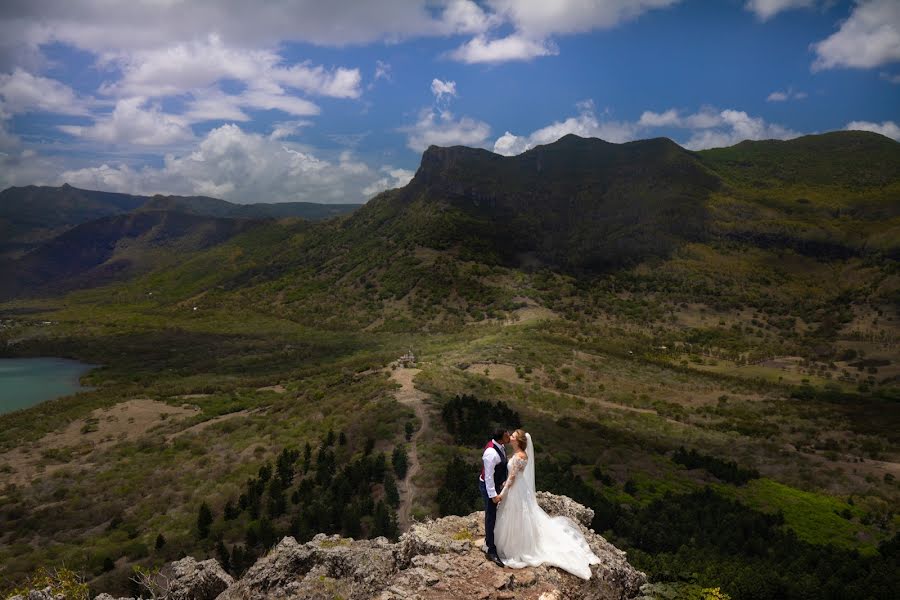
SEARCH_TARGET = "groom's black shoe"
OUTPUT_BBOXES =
[487,551,505,568]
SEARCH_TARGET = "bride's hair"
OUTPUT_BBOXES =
[514,429,528,451]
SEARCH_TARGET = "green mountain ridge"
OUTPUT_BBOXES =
[0,210,264,299]
[0,184,363,261]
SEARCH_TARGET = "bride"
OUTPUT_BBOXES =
[494,429,601,579]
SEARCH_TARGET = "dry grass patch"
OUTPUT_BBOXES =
[0,399,198,486]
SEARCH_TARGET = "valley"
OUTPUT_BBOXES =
[0,131,898,599]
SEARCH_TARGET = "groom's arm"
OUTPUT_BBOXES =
[482,447,501,502]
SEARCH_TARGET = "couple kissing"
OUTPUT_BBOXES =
[478,428,601,580]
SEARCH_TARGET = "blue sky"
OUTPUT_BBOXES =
[0,0,898,203]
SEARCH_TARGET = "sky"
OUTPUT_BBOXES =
[0,0,898,204]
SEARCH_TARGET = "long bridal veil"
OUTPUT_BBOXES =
[495,432,601,580]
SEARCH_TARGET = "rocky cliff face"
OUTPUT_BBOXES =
[10,493,646,600]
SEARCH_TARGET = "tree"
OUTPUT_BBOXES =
[154,533,166,550]
[404,421,414,441]
[223,498,239,520]
[216,540,231,573]
[276,447,299,485]
[339,431,347,446]
[384,473,400,508]
[197,502,213,539]
[372,500,398,539]
[374,452,387,482]
[392,445,408,479]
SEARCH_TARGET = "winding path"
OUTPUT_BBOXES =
[389,366,431,531]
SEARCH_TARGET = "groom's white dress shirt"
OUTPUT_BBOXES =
[480,440,507,499]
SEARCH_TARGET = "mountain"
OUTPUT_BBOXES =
[0,184,148,259]
[0,184,362,260]
[139,194,362,220]
[0,210,262,299]
[376,134,721,271]
[340,131,899,273]
[53,130,891,336]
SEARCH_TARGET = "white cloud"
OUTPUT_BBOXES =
[361,167,416,196]
[405,79,490,151]
[374,60,392,82]
[493,102,637,155]
[406,108,491,152]
[56,123,410,202]
[444,0,679,64]
[439,0,496,35]
[744,0,815,21]
[182,91,250,123]
[269,120,313,140]
[638,108,681,127]
[58,97,194,146]
[812,0,900,70]
[0,68,89,115]
[680,109,801,149]
[880,71,900,83]
[430,78,457,101]
[486,0,681,38]
[495,103,802,155]
[845,119,900,140]
[239,87,321,117]
[0,120,21,152]
[766,87,807,101]
[99,34,360,108]
[448,34,558,63]
[2,1,442,52]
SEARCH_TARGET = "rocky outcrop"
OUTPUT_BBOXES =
[7,494,645,600]
[217,492,645,600]
[164,557,234,600]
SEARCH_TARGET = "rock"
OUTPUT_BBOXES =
[215,534,396,600]
[93,595,135,600]
[161,557,233,600]
[73,493,644,600]
[535,491,595,527]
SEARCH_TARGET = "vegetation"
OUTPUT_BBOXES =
[1,131,898,598]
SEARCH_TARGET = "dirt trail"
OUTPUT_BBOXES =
[389,366,430,532]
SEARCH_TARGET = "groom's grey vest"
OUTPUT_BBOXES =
[481,440,508,489]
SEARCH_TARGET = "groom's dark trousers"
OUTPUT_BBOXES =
[479,479,498,555]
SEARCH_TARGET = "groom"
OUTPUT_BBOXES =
[479,428,510,567]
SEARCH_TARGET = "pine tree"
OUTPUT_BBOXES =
[392,445,408,479]
[384,473,400,507]
[373,451,387,482]
[224,498,239,520]
[197,502,214,538]
[216,540,231,573]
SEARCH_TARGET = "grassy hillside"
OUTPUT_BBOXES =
[0,131,898,599]
[0,184,147,260]
[0,211,265,300]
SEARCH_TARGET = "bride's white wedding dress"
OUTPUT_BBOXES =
[494,433,601,579]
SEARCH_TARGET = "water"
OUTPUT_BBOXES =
[0,358,97,415]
